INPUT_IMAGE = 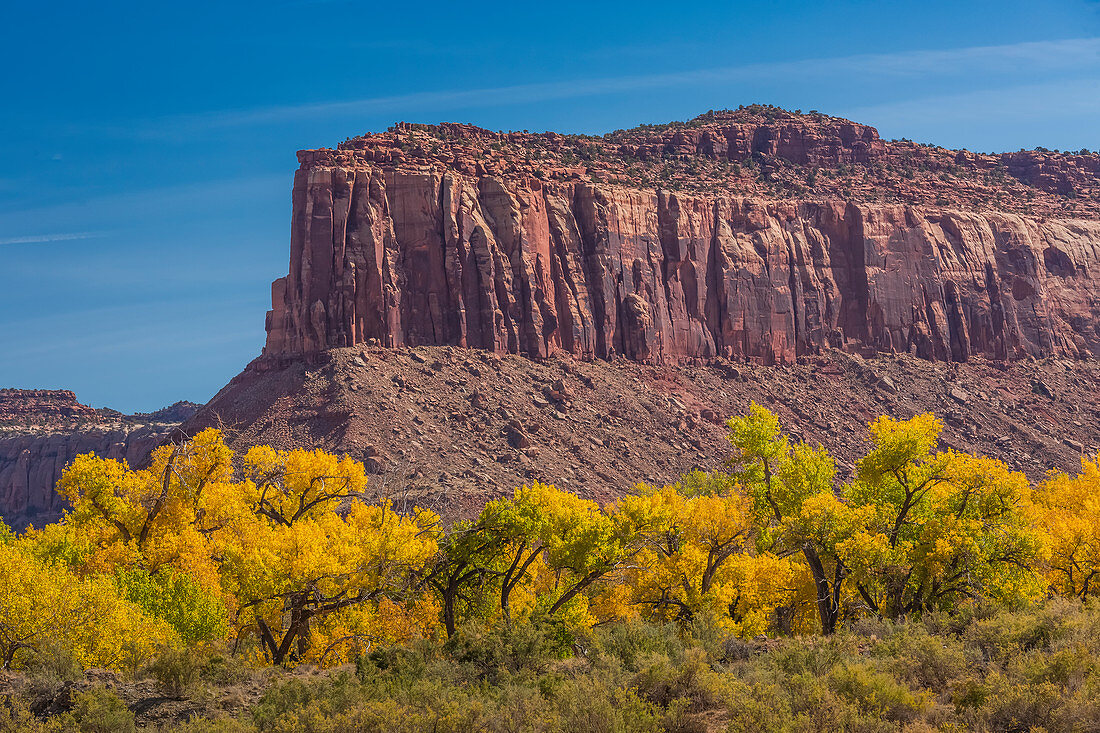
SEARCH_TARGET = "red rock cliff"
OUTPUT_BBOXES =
[264,111,1100,364]
[0,391,198,529]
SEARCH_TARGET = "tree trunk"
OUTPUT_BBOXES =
[802,547,841,634]
[443,579,458,638]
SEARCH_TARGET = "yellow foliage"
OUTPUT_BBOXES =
[610,480,793,636]
[15,412,1097,674]
[50,429,440,667]
[846,421,1046,618]
[224,499,439,664]
[242,445,369,525]
[1039,454,1100,598]
[0,539,175,671]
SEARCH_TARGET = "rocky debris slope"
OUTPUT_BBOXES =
[0,668,268,729]
[264,110,1100,367]
[0,391,199,529]
[186,346,1100,519]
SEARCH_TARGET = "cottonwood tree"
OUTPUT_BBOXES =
[53,431,441,666]
[478,482,640,626]
[1037,455,1100,599]
[727,404,861,635]
[0,533,173,670]
[613,474,794,635]
[844,416,1044,618]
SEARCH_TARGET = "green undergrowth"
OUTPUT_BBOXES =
[4,599,1100,732]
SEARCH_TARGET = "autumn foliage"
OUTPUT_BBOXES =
[0,405,1097,678]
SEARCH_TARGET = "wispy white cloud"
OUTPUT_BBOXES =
[0,175,284,231]
[844,78,1100,146]
[151,37,1100,132]
[850,78,1100,122]
[0,231,105,246]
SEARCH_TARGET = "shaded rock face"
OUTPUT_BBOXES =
[264,167,1100,365]
[0,391,197,530]
[0,427,173,529]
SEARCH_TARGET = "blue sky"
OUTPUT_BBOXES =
[2,0,1099,412]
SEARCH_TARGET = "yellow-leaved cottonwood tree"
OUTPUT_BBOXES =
[726,405,1045,633]
[845,418,1045,619]
[1039,454,1100,598]
[727,404,860,634]
[609,474,795,636]
[475,481,639,627]
[0,527,175,670]
[52,430,441,666]
[0,406,1092,673]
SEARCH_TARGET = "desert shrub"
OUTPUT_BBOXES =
[719,635,754,662]
[145,645,207,698]
[960,598,1083,665]
[443,619,573,682]
[70,685,135,733]
[723,681,799,733]
[849,615,892,639]
[549,674,660,733]
[162,719,255,733]
[978,675,1061,732]
[356,644,428,683]
[1012,645,1095,688]
[24,639,83,683]
[16,599,1100,732]
[770,635,860,678]
[0,696,75,733]
[198,649,251,686]
[870,623,973,691]
[1049,679,1100,732]
[582,619,686,673]
[779,672,879,732]
[685,611,736,661]
[251,673,363,732]
[633,647,731,713]
[826,661,927,723]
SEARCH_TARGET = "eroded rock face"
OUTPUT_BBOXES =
[264,166,1100,365]
[0,428,171,529]
[0,389,99,426]
[0,391,197,529]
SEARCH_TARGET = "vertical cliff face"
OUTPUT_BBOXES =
[264,164,1100,365]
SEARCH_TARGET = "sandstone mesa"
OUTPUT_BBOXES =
[264,107,1100,367]
[6,106,1100,529]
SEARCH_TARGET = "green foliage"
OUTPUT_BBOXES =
[443,618,575,682]
[115,569,228,644]
[71,685,136,733]
[2,600,1100,731]
[145,644,206,698]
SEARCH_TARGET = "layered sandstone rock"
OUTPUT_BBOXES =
[0,391,198,529]
[0,427,172,529]
[0,389,99,426]
[264,166,1100,365]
